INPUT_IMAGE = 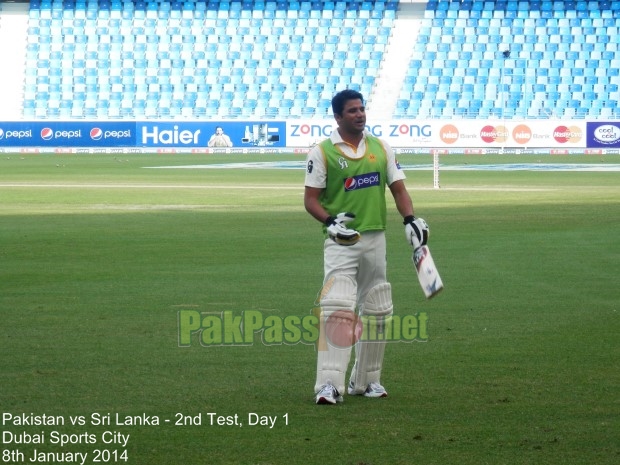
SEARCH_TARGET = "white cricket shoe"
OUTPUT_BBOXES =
[315,383,343,405]
[348,380,388,398]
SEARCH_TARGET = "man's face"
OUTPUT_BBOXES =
[215,128,223,135]
[335,99,366,135]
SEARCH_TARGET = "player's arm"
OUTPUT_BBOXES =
[304,186,330,224]
[304,148,330,223]
[383,141,414,219]
[388,179,414,219]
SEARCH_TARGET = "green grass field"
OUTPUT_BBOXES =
[1,153,618,465]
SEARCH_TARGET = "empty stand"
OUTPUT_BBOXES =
[398,0,620,119]
[23,0,395,119]
[20,0,620,120]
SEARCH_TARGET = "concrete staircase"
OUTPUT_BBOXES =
[0,2,29,120]
[368,1,427,119]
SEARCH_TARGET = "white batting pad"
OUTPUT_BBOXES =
[350,282,393,394]
[315,275,357,394]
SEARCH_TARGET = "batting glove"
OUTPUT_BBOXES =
[326,212,361,246]
[404,215,429,249]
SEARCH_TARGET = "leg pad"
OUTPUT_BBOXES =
[315,275,357,394]
[350,282,393,394]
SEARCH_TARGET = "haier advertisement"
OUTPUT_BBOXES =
[137,121,285,148]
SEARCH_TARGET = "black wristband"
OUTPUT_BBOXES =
[403,215,416,225]
[324,216,336,226]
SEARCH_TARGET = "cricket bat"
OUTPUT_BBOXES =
[412,245,444,299]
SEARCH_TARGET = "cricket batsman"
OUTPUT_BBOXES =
[304,89,429,404]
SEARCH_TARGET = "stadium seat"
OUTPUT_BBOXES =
[20,0,618,120]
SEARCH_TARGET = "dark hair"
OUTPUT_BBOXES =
[331,89,364,116]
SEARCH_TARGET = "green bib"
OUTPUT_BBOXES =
[319,136,388,234]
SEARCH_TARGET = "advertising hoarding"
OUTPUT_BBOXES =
[586,122,620,148]
[0,119,618,150]
[0,122,136,147]
[286,120,588,149]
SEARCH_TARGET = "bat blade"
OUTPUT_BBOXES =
[412,245,444,299]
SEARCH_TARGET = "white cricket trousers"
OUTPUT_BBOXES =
[323,230,387,307]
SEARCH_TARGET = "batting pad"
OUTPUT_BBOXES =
[315,275,357,395]
[350,282,393,394]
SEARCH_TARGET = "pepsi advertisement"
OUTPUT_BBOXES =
[0,122,135,147]
[586,122,620,148]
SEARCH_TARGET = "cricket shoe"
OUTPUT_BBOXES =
[348,380,388,398]
[315,383,343,405]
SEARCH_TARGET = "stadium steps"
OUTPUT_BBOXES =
[368,13,420,119]
[0,2,29,120]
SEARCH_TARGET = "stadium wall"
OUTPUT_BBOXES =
[0,119,619,153]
